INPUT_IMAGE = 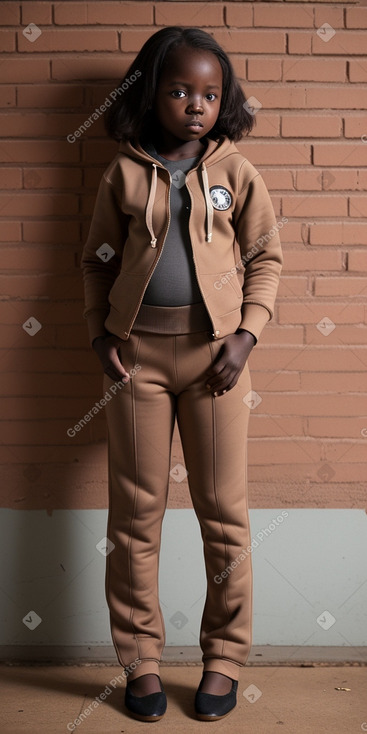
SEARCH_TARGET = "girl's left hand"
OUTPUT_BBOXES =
[205,330,256,397]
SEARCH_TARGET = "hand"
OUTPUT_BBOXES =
[205,330,256,397]
[92,333,130,383]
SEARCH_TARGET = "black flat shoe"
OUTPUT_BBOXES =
[125,676,167,722]
[194,676,238,721]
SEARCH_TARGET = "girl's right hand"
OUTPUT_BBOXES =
[92,334,130,384]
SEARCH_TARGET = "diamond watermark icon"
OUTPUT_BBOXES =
[96,243,115,262]
[317,463,335,482]
[243,96,262,116]
[22,23,42,43]
[170,463,188,482]
[169,611,188,629]
[96,537,115,556]
[316,23,336,43]
[316,317,336,336]
[317,610,336,630]
[243,684,262,703]
[22,317,42,336]
[23,611,42,630]
[243,390,262,410]
[171,170,186,189]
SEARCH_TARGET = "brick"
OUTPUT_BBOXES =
[308,418,367,439]
[18,29,118,53]
[212,29,286,54]
[309,222,367,245]
[312,32,367,56]
[282,249,343,271]
[282,195,348,217]
[22,1,52,24]
[229,55,246,81]
[0,193,78,216]
[243,85,306,109]
[349,60,367,83]
[259,325,304,344]
[306,87,367,109]
[282,114,341,138]
[23,221,80,243]
[0,141,79,164]
[305,324,367,345]
[0,372,101,397]
[247,58,282,82]
[0,58,49,82]
[278,302,364,325]
[344,116,367,138]
[238,141,311,165]
[277,276,308,296]
[51,56,136,81]
[260,393,365,417]
[0,30,15,51]
[0,3,20,25]
[313,144,367,167]
[23,167,82,189]
[275,221,304,243]
[1,246,76,271]
[54,2,152,25]
[248,439,321,464]
[314,6,344,29]
[300,372,367,392]
[120,29,160,53]
[248,417,304,437]
[17,84,83,108]
[1,300,84,324]
[0,222,21,242]
[283,57,346,82]
[0,87,15,107]
[0,112,103,138]
[295,170,322,191]
[156,3,223,26]
[253,346,367,372]
[0,167,22,188]
[348,250,367,271]
[260,168,294,190]
[314,277,367,297]
[346,7,367,28]
[225,4,253,27]
[288,32,312,54]
[254,4,314,27]
[312,169,359,191]
[253,370,300,391]
[250,114,280,137]
[349,196,367,218]
[0,273,81,298]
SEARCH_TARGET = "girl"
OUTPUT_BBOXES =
[81,26,283,722]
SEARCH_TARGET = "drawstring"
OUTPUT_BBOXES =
[201,162,213,243]
[145,160,213,247]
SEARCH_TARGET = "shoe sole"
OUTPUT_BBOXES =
[126,709,165,722]
[196,708,235,721]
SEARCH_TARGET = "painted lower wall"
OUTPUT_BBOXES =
[1,508,366,653]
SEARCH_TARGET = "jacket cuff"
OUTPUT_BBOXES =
[85,310,110,346]
[239,302,271,342]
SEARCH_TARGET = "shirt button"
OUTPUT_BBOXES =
[215,330,220,337]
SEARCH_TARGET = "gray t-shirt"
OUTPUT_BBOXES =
[141,140,205,306]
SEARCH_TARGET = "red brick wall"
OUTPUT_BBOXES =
[1,1,366,513]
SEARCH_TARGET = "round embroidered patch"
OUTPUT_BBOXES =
[210,186,232,211]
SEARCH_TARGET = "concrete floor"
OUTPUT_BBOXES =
[1,663,366,734]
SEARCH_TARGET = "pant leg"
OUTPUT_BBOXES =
[175,332,253,681]
[103,330,176,680]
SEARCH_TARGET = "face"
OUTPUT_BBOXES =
[152,46,223,151]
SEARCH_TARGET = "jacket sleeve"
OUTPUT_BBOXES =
[80,173,130,345]
[233,170,283,343]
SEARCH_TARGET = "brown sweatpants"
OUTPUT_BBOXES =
[103,304,253,682]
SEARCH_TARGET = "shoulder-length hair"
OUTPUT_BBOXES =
[104,26,255,143]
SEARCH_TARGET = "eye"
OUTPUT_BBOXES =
[171,90,186,98]
[206,93,217,101]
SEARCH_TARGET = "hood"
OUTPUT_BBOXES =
[117,135,240,246]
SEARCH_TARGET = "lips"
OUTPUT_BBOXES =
[185,120,203,128]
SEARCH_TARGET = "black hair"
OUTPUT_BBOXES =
[104,26,255,144]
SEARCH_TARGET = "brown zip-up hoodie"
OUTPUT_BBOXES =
[81,134,283,344]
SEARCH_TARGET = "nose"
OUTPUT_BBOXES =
[186,95,204,114]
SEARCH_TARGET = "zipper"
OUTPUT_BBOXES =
[184,173,216,337]
[124,167,172,337]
